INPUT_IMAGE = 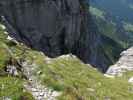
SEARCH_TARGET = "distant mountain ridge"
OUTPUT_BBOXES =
[90,0,133,48]
[90,0,133,23]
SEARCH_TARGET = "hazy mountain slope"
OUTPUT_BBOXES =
[90,0,133,48]
[90,0,133,22]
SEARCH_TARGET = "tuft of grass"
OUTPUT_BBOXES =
[19,92,35,100]
[0,77,34,100]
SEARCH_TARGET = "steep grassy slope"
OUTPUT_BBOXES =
[0,24,34,100]
[0,23,133,100]
[33,55,133,100]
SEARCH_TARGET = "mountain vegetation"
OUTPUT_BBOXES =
[0,23,133,100]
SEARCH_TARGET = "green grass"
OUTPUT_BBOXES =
[0,24,34,100]
[0,76,34,100]
[118,71,133,82]
[0,27,9,70]
[0,23,133,100]
[0,46,10,70]
[30,55,133,100]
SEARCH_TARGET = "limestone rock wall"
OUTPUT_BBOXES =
[0,0,120,72]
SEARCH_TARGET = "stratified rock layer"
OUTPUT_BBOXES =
[106,47,133,76]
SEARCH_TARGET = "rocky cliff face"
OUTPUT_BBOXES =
[0,0,122,72]
[0,0,86,56]
[106,47,133,76]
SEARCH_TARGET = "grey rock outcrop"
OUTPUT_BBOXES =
[128,77,133,84]
[6,65,19,76]
[106,47,133,76]
[0,0,122,72]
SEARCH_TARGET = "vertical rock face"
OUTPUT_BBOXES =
[0,0,84,56]
[0,0,122,72]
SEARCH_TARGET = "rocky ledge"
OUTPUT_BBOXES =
[106,47,133,76]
